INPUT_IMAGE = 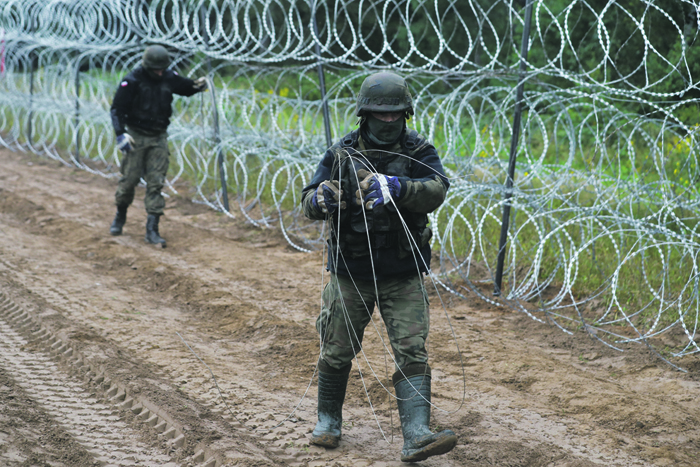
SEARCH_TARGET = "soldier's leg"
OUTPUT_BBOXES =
[317,273,377,369]
[143,135,169,246]
[377,273,430,371]
[114,142,146,209]
[378,273,457,462]
[311,273,376,448]
[143,135,170,216]
[111,140,146,235]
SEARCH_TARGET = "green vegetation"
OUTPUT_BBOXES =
[4,61,698,337]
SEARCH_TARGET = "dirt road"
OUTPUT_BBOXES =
[0,148,698,466]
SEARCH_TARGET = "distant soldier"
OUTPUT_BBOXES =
[109,45,207,246]
[301,71,457,462]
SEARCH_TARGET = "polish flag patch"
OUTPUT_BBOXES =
[120,81,128,87]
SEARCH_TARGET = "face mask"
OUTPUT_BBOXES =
[365,114,405,146]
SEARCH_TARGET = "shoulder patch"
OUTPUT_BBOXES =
[120,81,128,87]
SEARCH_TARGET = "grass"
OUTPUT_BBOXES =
[436,175,699,334]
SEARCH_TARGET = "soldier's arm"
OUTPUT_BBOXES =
[395,146,449,214]
[170,71,199,97]
[301,149,336,220]
[110,78,133,136]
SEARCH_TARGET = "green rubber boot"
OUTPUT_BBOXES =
[310,364,350,448]
[394,367,457,462]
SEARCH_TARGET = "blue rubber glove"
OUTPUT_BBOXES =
[312,180,345,214]
[360,172,402,210]
[116,133,134,154]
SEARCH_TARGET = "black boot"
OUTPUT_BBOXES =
[310,364,351,448]
[145,214,166,247]
[394,365,457,463]
[109,205,128,236]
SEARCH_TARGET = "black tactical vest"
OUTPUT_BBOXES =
[329,129,432,259]
[126,68,174,132]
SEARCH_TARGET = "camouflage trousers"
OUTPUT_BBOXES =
[316,272,430,371]
[114,128,170,215]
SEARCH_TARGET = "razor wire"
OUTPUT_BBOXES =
[0,0,699,361]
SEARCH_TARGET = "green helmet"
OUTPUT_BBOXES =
[355,72,414,117]
[142,45,170,70]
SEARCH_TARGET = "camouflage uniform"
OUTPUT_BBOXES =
[114,128,170,216]
[317,271,429,370]
[302,128,448,371]
[108,45,206,244]
[302,71,457,461]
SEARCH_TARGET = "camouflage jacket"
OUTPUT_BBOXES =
[301,127,449,279]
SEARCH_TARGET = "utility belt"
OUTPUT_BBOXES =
[126,123,168,138]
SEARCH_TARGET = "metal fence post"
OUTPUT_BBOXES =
[312,1,332,148]
[27,53,35,145]
[493,0,534,296]
[74,60,81,165]
[199,4,229,212]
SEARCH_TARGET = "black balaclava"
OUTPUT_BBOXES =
[363,113,406,147]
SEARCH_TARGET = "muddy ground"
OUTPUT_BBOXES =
[0,147,699,467]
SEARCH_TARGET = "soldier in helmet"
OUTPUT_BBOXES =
[108,45,208,247]
[301,71,457,462]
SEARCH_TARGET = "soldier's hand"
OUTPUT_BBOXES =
[116,133,135,154]
[355,169,374,206]
[355,169,402,210]
[312,180,345,215]
[193,77,208,92]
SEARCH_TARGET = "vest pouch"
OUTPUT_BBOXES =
[339,178,373,259]
[350,209,372,233]
[420,225,433,247]
[139,86,154,114]
[371,205,393,232]
[341,231,371,259]
[328,235,370,259]
[397,226,432,260]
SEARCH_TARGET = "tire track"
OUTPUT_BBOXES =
[0,313,179,466]
[0,367,95,466]
[0,286,279,467]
